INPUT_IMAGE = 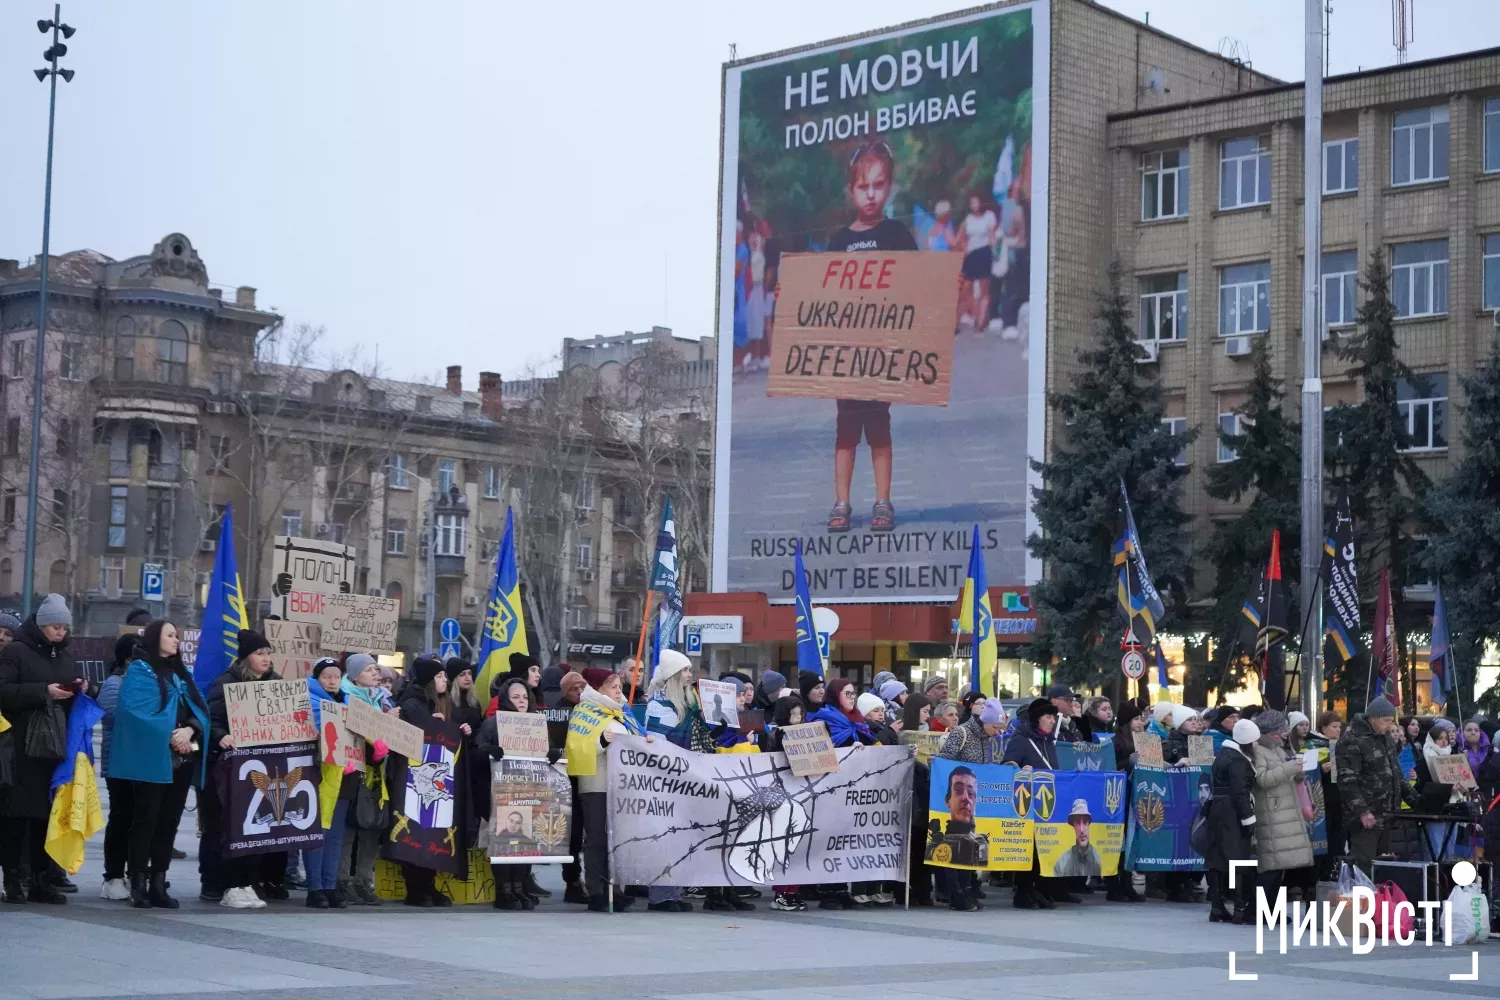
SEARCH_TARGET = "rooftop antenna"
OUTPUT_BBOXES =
[1392,0,1413,64]
[1325,0,1332,70]
[729,42,737,60]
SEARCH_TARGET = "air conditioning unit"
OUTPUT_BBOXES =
[1224,335,1252,357]
[464,594,480,608]
[314,522,332,538]
[416,593,428,606]
[581,569,595,583]
[1134,340,1160,364]
[199,539,217,553]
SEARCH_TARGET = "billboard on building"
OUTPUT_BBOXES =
[713,2,1049,602]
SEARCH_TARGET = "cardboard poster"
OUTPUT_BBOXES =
[314,593,400,653]
[271,535,356,622]
[489,758,573,864]
[899,730,945,765]
[224,679,316,748]
[736,708,767,737]
[1187,735,1216,766]
[698,679,740,728]
[317,701,365,773]
[265,620,323,681]
[767,251,963,406]
[779,721,840,776]
[1135,732,1165,769]
[495,714,550,759]
[1431,754,1478,793]
[345,695,424,761]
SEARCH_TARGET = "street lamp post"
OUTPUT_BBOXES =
[21,6,76,617]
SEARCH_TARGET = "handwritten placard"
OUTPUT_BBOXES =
[1187,735,1216,766]
[318,701,365,773]
[265,620,323,681]
[314,593,400,653]
[899,730,945,765]
[697,679,739,728]
[344,695,424,761]
[780,721,840,777]
[767,251,963,407]
[1431,754,1478,793]
[496,714,550,759]
[1135,732,1165,769]
[224,679,315,748]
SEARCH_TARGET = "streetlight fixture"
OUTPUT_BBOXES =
[22,6,76,616]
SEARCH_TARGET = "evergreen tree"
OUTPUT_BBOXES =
[1424,334,1500,713]
[1028,261,1192,690]
[1202,337,1302,692]
[1324,249,1430,707]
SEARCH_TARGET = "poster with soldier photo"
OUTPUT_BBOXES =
[487,757,573,864]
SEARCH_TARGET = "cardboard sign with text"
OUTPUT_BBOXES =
[780,721,840,777]
[1187,735,1216,766]
[899,730,945,765]
[767,251,962,407]
[697,679,740,728]
[315,593,400,654]
[1134,732,1165,769]
[272,535,355,622]
[495,714,550,759]
[317,701,366,773]
[1431,754,1478,792]
[345,696,424,761]
[224,679,316,748]
[265,620,323,681]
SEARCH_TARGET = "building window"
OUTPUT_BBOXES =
[614,602,634,630]
[1322,250,1359,328]
[208,435,231,474]
[434,512,465,556]
[1141,149,1188,221]
[1217,412,1251,463]
[1161,417,1188,467]
[387,453,409,490]
[1139,272,1188,342]
[1397,373,1448,451]
[48,560,66,595]
[114,317,136,380]
[1323,138,1358,195]
[1483,235,1500,310]
[1392,240,1448,318]
[1486,99,1500,174]
[203,503,226,547]
[55,417,75,457]
[1219,136,1271,210]
[59,340,80,380]
[52,489,69,529]
[568,606,588,629]
[155,319,188,385]
[99,557,125,599]
[0,557,10,595]
[1218,262,1270,335]
[281,509,303,538]
[4,417,18,457]
[1392,106,1449,187]
[573,475,596,510]
[146,489,173,558]
[386,517,407,555]
[211,367,232,395]
[8,339,26,378]
[483,465,501,500]
[577,539,593,569]
[437,459,456,496]
[108,486,127,548]
[2,491,15,526]
[385,580,403,604]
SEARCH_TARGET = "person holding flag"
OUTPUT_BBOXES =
[476,508,530,702]
[958,525,996,697]
[1239,530,1289,709]
[193,505,249,691]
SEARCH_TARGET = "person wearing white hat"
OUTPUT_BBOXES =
[642,649,700,913]
[1052,799,1104,877]
[1204,718,1260,923]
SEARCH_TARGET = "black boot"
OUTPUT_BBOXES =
[563,880,589,904]
[128,872,151,909]
[148,872,179,909]
[27,874,66,904]
[3,873,26,904]
[326,885,348,909]
[492,870,520,910]
[523,871,551,897]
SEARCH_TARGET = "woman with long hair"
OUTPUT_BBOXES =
[396,657,459,907]
[107,619,216,909]
[95,632,139,901]
[336,654,393,906]
[643,650,704,912]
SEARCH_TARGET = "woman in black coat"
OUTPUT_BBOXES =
[0,597,82,904]
[1205,719,1259,924]
[1001,699,1062,909]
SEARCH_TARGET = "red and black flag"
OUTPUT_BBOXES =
[1239,529,1289,707]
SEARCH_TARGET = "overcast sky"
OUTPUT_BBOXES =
[0,1,1495,383]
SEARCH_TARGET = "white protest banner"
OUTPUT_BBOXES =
[495,714,550,759]
[314,593,400,653]
[271,535,356,622]
[317,701,365,773]
[780,721,839,776]
[345,696,424,761]
[224,679,316,748]
[607,735,911,887]
[265,620,323,681]
[1431,754,1478,793]
[697,679,739,728]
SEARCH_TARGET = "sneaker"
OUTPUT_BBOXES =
[872,892,895,907]
[100,878,130,901]
[685,887,708,898]
[849,893,874,906]
[220,887,260,909]
[771,893,807,912]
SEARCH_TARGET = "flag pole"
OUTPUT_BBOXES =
[628,589,655,708]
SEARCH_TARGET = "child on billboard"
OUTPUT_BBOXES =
[825,140,916,535]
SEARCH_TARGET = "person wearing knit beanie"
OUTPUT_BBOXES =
[581,666,615,691]
[409,656,445,689]
[235,629,271,664]
[558,671,587,704]
[445,657,474,683]
[1255,709,1289,738]
[1365,696,1397,719]
[753,669,787,712]
[1232,719,1261,745]
[855,692,885,722]
[34,592,73,629]
[799,671,826,708]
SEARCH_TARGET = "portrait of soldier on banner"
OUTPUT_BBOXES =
[1049,798,1103,877]
[925,764,989,867]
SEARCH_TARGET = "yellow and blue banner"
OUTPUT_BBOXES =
[1113,483,1165,646]
[958,524,996,696]
[46,693,105,874]
[476,508,529,699]
[793,541,822,677]
[195,504,248,689]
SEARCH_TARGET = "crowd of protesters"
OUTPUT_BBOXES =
[2,595,1498,925]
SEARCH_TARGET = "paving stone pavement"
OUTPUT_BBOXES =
[2,795,1495,1000]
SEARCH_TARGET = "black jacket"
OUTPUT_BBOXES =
[1001,721,1058,770]
[1205,741,1256,870]
[0,620,83,819]
[873,722,901,746]
[204,663,280,755]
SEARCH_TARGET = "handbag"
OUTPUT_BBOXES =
[353,769,389,830]
[1296,777,1317,821]
[24,699,68,762]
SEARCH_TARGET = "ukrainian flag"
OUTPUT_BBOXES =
[959,525,996,696]
[46,693,105,874]
[194,504,248,689]
[477,508,529,698]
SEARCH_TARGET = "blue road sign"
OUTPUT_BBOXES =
[684,627,703,654]
[440,618,461,642]
[438,640,461,661]
[142,563,164,602]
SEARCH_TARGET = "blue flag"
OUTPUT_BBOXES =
[1113,483,1165,646]
[1430,582,1452,707]
[650,496,683,676]
[959,525,995,696]
[1154,641,1170,688]
[476,508,529,699]
[793,541,822,677]
[195,505,248,689]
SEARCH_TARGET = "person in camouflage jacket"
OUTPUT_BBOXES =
[1335,697,1416,874]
